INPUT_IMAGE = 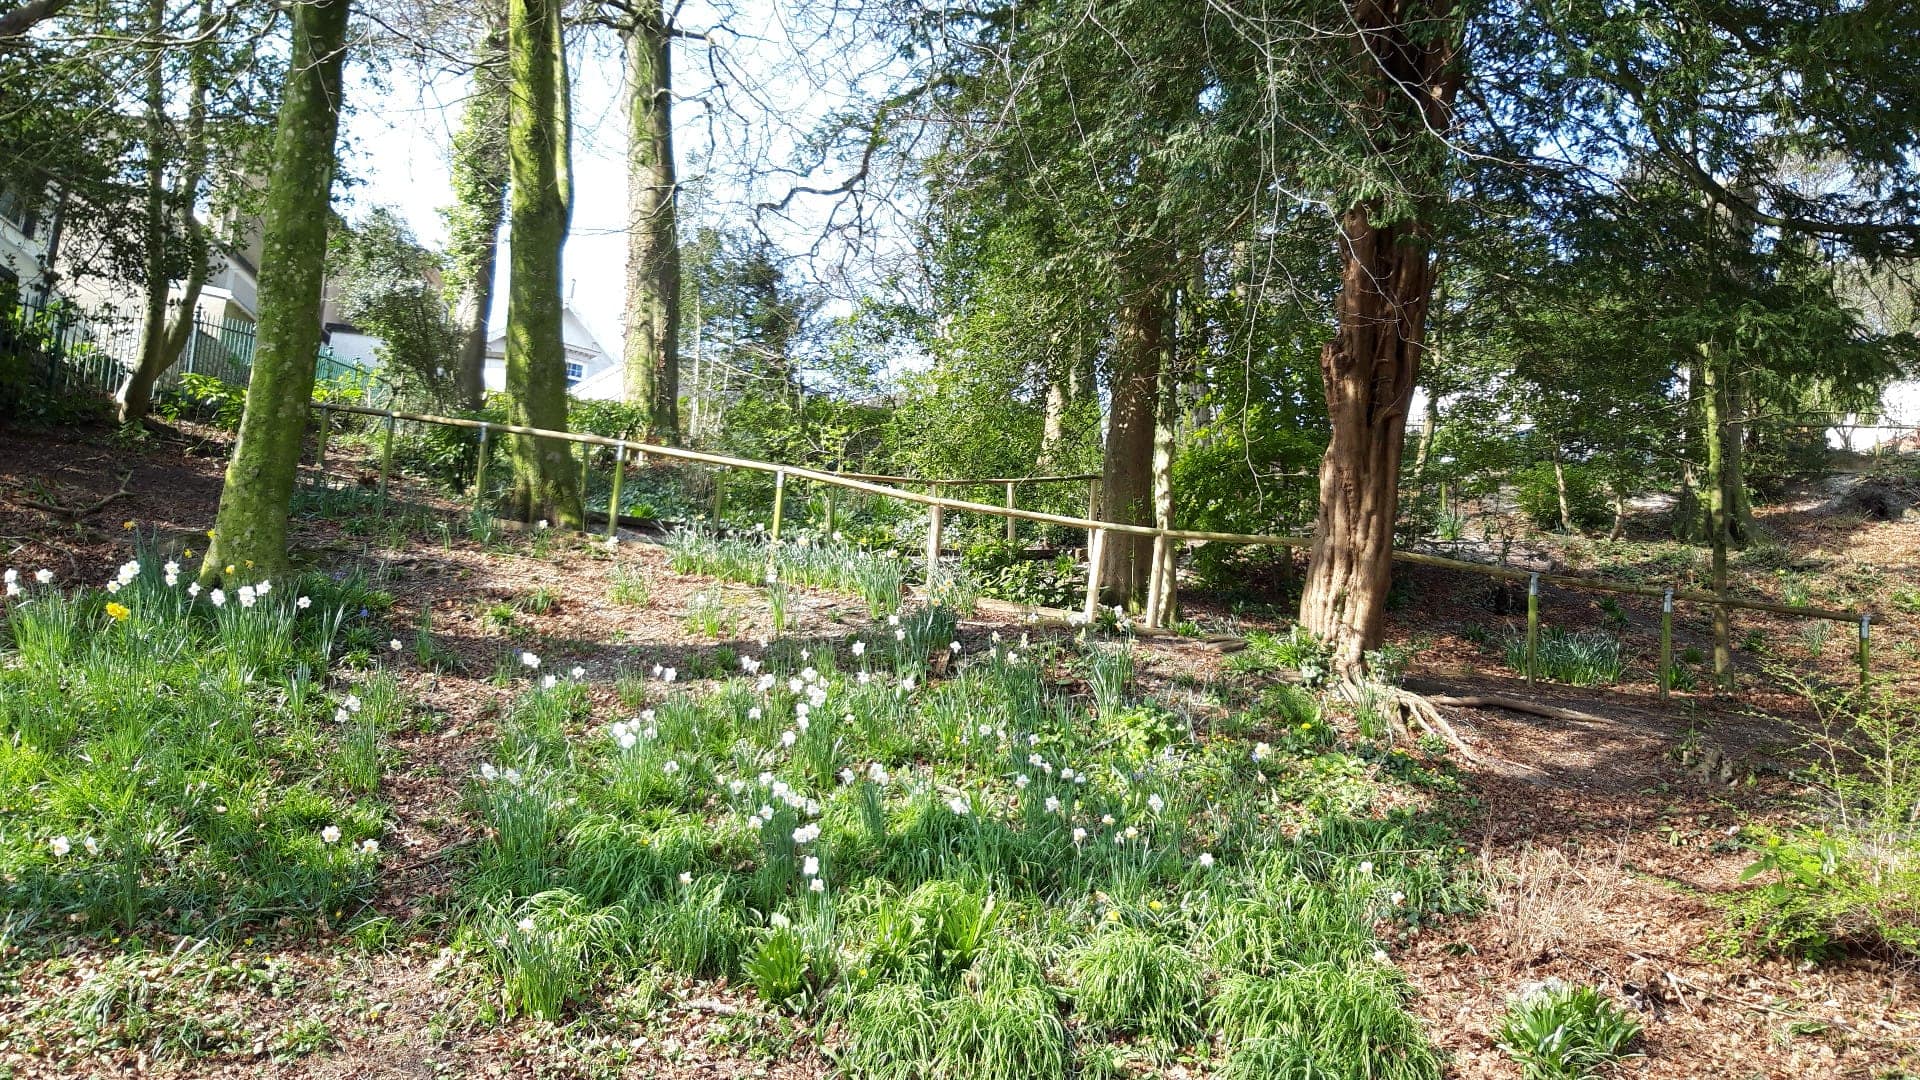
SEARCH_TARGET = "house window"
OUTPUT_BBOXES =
[565,361,584,384]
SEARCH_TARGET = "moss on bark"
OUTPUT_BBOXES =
[198,0,351,583]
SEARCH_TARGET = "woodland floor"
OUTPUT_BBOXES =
[1,418,1917,1079]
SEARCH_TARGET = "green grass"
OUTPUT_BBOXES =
[0,551,395,935]
[448,599,1474,1075]
[1496,981,1641,1079]
[1504,628,1626,686]
[663,526,907,616]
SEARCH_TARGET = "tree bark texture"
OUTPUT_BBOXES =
[125,0,171,423]
[1297,1,1460,671]
[1145,317,1180,625]
[199,0,351,582]
[503,0,581,525]
[444,14,509,413]
[1098,286,1164,608]
[121,0,214,422]
[1702,343,1733,688]
[620,2,681,441]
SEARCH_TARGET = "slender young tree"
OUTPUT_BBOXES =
[118,0,216,423]
[501,0,581,524]
[200,0,352,582]
[619,0,680,441]
[442,8,509,414]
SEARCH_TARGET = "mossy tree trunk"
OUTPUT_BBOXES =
[620,0,681,442]
[1702,342,1734,689]
[444,10,509,414]
[198,0,352,582]
[502,0,581,525]
[1097,285,1164,609]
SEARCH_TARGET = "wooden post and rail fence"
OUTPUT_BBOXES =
[311,401,1877,686]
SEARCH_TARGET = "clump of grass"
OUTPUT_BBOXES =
[1210,963,1441,1080]
[684,586,736,638]
[477,890,621,1020]
[1495,981,1641,1080]
[1504,628,1625,686]
[609,564,651,606]
[1068,926,1202,1042]
[1086,643,1133,713]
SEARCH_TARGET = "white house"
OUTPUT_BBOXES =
[483,306,623,401]
[0,187,54,299]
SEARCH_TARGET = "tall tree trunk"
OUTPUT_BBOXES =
[1551,446,1573,533]
[199,0,352,582]
[120,0,214,423]
[503,0,581,525]
[1298,205,1436,669]
[1038,367,1070,469]
[620,1,680,442]
[1702,342,1733,689]
[1296,1,1459,672]
[125,0,170,422]
[1097,286,1164,608]
[1725,366,1753,544]
[1145,290,1185,626]
[444,13,509,414]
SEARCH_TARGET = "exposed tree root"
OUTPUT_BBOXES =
[1328,681,1560,783]
[1424,693,1618,726]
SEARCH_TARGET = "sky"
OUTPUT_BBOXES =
[334,3,914,365]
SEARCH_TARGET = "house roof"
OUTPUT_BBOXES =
[485,306,610,363]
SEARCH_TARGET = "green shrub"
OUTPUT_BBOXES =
[1722,678,1920,962]
[1495,981,1640,1080]
[1512,462,1610,533]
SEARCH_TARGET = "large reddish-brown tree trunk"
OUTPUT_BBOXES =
[1298,1,1459,670]
[1097,286,1165,608]
[1298,208,1436,667]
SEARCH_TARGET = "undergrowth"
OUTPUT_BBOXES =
[0,551,397,936]
[448,598,1475,1076]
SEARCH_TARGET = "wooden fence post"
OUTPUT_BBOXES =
[1659,588,1673,700]
[925,500,944,579]
[1525,572,1540,687]
[607,442,627,538]
[771,467,787,541]
[1859,615,1872,685]
[1083,528,1108,624]
[825,488,836,537]
[1005,482,1017,544]
[473,422,491,514]
[1145,533,1172,628]
[377,413,396,509]
[314,405,330,479]
[578,441,591,516]
[712,468,724,521]
[1086,477,1100,521]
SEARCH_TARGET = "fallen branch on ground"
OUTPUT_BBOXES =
[14,471,135,522]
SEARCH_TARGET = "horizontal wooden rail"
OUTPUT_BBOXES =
[318,402,1874,631]
[836,471,1100,486]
